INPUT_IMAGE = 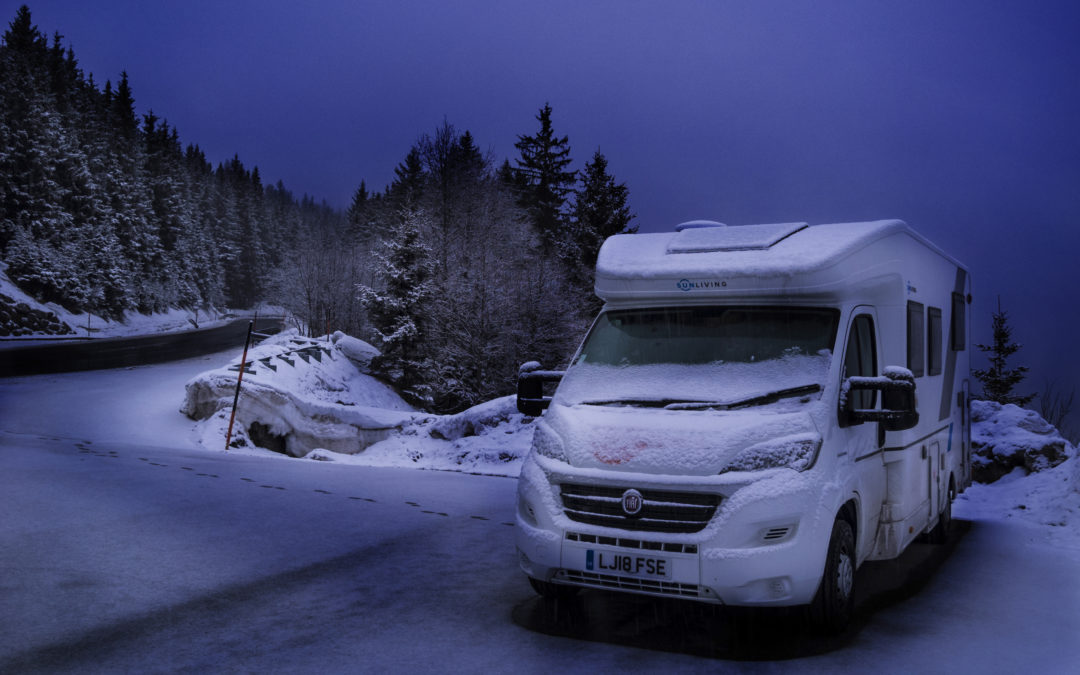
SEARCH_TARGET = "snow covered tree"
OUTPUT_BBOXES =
[513,103,576,251]
[358,205,437,407]
[973,298,1035,406]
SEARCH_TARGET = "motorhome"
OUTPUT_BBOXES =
[515,219,971,630]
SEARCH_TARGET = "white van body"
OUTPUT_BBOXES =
[516,220,971,619]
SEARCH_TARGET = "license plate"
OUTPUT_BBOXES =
[586,549,671,579]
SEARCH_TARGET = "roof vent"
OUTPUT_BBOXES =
[667,222,809,254]
[675,220,726,232]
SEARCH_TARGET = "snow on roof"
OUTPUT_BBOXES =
[597,219,910,281]
[666,222,807,253]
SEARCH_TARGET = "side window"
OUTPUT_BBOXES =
[907,301,925,377]
[928,306,943,376]
[843,314,877,410]
[951,292,966,351]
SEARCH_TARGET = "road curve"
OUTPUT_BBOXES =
[0,317,283,377]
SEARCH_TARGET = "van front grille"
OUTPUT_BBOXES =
[557,569,707,598]
[565,531,698,554]
[560,484,720,533]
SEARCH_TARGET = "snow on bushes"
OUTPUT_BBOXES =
[346,396,533,477]
[970,400,1074,483]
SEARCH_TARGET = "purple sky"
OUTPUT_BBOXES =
[9,0,1080,408]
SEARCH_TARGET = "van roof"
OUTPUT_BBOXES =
[598,219,963,280]
[594,219,967,301]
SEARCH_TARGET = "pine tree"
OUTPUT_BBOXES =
[513,103,576,250]
[346,180,370,242]
[973,297,1035,406]
[358,205,436,407]
[568,150,635,302]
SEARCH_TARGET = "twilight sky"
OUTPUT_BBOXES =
[8,0,1080,409]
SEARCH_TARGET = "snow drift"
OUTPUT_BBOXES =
[182,330,534,475]
[182,330,422,456]
[970,400,1075,483]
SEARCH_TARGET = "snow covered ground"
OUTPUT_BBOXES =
[1,351,1079,672]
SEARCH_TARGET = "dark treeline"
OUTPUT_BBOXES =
[0,6,336,318]
[300,108,635,411]
[1,6,636,412]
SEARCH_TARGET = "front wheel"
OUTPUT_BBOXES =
[808,518,856,634]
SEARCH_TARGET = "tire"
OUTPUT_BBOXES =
[808,518,856,634]
[528,576,580,600]
[928,480,955,545]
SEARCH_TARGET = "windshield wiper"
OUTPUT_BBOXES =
[662,384,822,411]
[580,398,705,408]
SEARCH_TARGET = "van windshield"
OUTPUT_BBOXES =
[557,306,840,408]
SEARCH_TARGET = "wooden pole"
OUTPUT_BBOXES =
[224,320,254,451]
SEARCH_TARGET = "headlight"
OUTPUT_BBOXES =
[531,422,568,463]
[720,434,822,473]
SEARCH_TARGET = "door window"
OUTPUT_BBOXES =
[843,314,877,410]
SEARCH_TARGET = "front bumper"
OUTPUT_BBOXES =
[516,453,834,606]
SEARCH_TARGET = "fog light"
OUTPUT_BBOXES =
[768,577,792,598]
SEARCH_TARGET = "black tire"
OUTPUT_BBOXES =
[928,480,955,545]
[808,518,856,634]
[528,576,579,600]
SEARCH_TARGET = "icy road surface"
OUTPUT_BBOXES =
[1,356,1078,672]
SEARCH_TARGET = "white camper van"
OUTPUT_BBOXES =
[515,219,971,630]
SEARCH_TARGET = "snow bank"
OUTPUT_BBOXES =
[182,330,422,457]
[182,330,534,475]
[970,400,1074,483]
[956,400,1080,554]
[334,396,534,477]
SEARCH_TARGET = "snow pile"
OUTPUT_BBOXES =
[182,330,534,475]
[335,395,534,477]
[182,330,421,457]
[970,400,1074,483]
[956,400,1080,553]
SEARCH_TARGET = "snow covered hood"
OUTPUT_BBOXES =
[541,401,820,476]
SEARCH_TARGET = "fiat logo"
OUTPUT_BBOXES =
[621,489,643,516]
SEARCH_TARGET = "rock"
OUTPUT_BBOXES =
[971,400,1074,483]
[0,293,75,336]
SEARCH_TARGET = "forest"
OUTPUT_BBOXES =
[0,6,635,412]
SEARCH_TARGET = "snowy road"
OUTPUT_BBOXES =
[1,357,1078,672]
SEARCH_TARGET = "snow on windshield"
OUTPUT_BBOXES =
[556,354,832,406]
[556,306,837,406]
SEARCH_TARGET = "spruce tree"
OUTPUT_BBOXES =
[569,150,635,291]
[513,103,576,250]
[358,205,436,407]
[973,298,1035,406]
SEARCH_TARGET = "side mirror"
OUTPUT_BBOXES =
[842,367,919,431]
[517,361,564,416]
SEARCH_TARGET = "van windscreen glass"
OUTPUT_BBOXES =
[558,307,839,407]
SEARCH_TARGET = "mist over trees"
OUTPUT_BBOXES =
[1,6,636,412]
